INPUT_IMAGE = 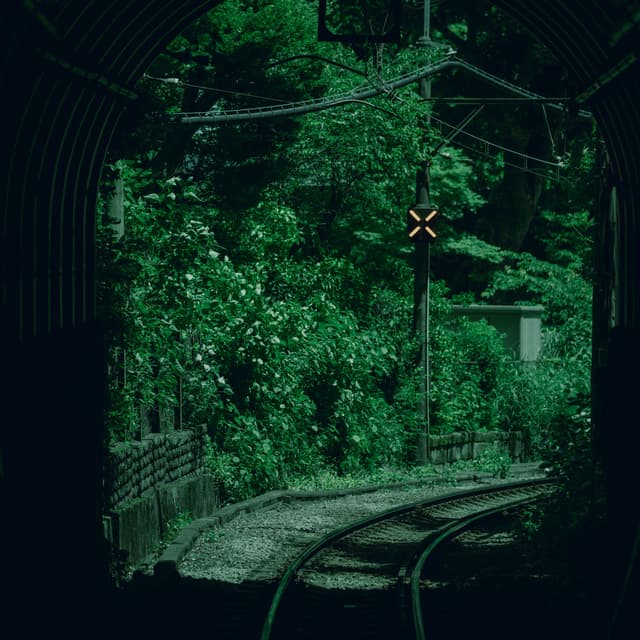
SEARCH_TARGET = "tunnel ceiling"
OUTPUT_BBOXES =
[1,0,639,340]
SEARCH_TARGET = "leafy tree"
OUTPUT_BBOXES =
[97,0,598,501]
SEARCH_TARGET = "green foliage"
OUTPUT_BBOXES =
[162,511,193,543]
[429,285,507,434]
[479,247,592,452]
[97,0,598,507]
[494,362,552,451]
[473,442,512,479]
[98,152,425,498]
[285,463,441,492]
[530,209,593,273]
[541,391,593,477]
[429,147,487,219]
[441,234,505,265]
[513,392,605,568]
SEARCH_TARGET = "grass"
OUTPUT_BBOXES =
[282,452,513,493]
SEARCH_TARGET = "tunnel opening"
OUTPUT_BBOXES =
[93,0,593,562]
[1,1,639,637]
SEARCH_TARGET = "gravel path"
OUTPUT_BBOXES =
[178,465,545,584]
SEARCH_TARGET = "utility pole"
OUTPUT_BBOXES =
[413,170,432,465]
[410,1,486,464]
[414,0,433,465]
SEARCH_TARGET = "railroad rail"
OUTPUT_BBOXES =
[259,477,557,640]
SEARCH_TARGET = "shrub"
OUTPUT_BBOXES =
[474,441,512,478]
[430,310,507,434]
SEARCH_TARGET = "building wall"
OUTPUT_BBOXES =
[451,305,543,361]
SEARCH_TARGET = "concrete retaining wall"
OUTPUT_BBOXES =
[104,473,221,567]
[428,430,526,465]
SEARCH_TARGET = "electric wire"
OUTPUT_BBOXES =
[146,54,576,180]
[541,103,557,155]
[174,57,458,121]
[173,56,592,121]
[142,72,290,104]
[353,44,566,178]
[148,54,591,121]
[430,112,562,169]
[378,79,565,180]
[429,115,563,181]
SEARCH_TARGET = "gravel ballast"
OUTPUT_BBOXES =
[174,463,546,585]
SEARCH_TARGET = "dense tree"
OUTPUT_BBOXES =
[98,0,596,500]
[427,2,594,253]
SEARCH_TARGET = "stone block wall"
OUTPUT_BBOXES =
[102,425,221,567]
[103,425,207,512]
[428,430,526,465]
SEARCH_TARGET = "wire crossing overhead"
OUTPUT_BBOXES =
[176,56,591,124]
[178,57,457,124]
[429,113,565,181]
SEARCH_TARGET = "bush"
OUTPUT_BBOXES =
[494,361,558,453]
[98,157,425,495]
[430,308,507,434]
[494,326,591,455]
[513,392,605,580]
[474,441,512,478]
[97,154,593,504]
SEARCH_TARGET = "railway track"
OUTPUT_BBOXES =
[259,477,558,640]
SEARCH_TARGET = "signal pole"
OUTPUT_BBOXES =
[415,0,433,465]
[413,169,432,465]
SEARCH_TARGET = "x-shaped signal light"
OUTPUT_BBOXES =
[408,208,438,241]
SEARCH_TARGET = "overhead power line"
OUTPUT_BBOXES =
[429,113,564,181]
[172,56,592,124]
[372,66,567,180]
[149,53,581,180]
[142,73,289,104]
[175,57,458,123]
[420,96,573,104]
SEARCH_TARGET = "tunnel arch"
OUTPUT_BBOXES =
[0,0,638,632]
[1,1,638,339]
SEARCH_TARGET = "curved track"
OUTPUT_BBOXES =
[260,477,557,640]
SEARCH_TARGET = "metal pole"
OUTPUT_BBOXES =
[415,0,432,464]
[425,232,431,455]
[414,163,432,465]
[422,0,431,44]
